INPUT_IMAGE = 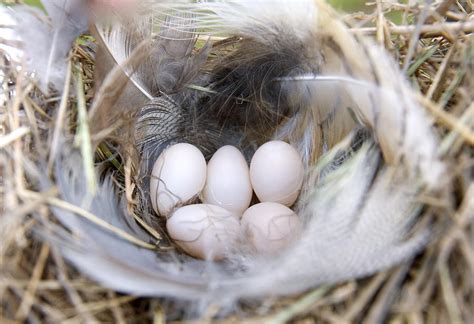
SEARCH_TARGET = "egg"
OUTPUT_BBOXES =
[166,204,240,260]
[241,202,300,254]
[150,143,206,216]
[250,140,304,206]
[202,145,253,214]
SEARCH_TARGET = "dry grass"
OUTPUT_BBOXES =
[1,0,473,322]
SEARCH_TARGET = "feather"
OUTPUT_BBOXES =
[0,7,22,107]
[41,134,428,306]
[0,7,23,63]
[94,7,211,99]
[1,0,88,92]
[30,0,88,91]
[37,0,446,312]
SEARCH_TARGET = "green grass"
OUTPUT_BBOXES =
[0,0,45,10]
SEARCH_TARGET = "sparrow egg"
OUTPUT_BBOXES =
[250,141,304,206]
[241,202,300,254]
[166,204,240,260]
[150,143,206,216]
[202,145,253,214]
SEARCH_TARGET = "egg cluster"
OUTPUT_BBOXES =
[149,141,304,260]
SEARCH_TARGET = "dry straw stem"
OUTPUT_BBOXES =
[0,126,30,148]
[48,58,72,171]
[73,63,97,197]
[418,96,474,146]
[354,18,474,37]
[1,0,474,323]
[20,190,157,250]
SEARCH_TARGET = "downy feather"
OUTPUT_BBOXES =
[3,0,88,92]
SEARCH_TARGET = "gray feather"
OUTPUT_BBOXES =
[95,9,211,99]
[4,0,88,92]
[41,136,428,306]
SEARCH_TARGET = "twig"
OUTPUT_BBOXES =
[271,286,330,323]
[407,44,440,76]
[21,190,156,249]
[132,212,162,242]
[14,244,50,321]
[375,0,385,46]
[51,248,98,324]
[438,103,474,157]
[402,0,434,73]
[438,42,471,107]
[343,273,387,321]
[438,262,463,324]
[74,64,97,198]
[426,44,456,100]
[0,126,30,148]
[62,296,136,323]
[417,95,474,146]
[427,0,457,23]
[352,20,474,37]
[107,291,127,324]
[10,286,67,322]
[22,98,41,148]
[153,304,166,324]
[48,58,72,171]
[364,262,413,324]
[47,194,156,249]
[1,279,106,291]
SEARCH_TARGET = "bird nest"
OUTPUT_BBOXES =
[1,0,473,322]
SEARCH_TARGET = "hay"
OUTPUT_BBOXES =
[1,1,473,322]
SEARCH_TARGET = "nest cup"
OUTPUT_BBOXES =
[3,0,473,321]
[64,0,446,303]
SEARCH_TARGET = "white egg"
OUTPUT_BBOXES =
[250,140,304,206]
[150,143,206,216]
[241,202,300,254]
[202,145,253,214]
[166,204,240,260]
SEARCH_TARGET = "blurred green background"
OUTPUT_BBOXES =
[328,0,370,12]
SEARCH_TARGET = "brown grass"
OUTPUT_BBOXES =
[1,0,473,322]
